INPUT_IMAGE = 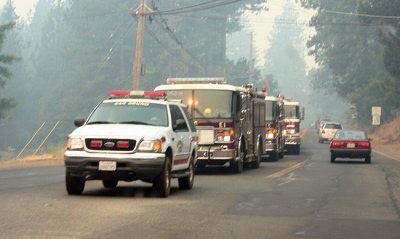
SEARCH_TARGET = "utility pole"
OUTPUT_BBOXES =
[249,32,254,84]
[130,0,152,90]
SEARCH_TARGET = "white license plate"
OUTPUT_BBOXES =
[347,143,355,148]
[99,161,117,171]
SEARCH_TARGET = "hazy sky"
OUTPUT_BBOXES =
[244,0,316,68]
[0,0,37,20]
[1,0,315,69]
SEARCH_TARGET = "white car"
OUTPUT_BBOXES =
[64,90,198,197]
[318,122,343,143]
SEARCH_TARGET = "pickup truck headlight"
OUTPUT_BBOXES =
[138,139,162,153]
[67,137,84,150]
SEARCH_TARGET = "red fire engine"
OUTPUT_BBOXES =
[263,95,285,161]
[155,77,265,173]
[281,97,304,154]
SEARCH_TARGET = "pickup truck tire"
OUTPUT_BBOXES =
[178,157,195,190]
[102,179,118,188]
[153,156,172,198]
[66,172,85,195]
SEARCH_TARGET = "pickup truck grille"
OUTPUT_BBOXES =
[85,138,136,151]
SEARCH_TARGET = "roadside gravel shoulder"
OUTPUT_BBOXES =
[0,157,63,170]
[373,141,400,161]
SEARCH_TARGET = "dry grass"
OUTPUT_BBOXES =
[371,118,400,144]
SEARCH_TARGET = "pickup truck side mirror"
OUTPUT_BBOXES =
[74,118,85,127]
[173,119,187,131]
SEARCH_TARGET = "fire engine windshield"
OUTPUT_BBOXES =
[284,105,300,119]
[165,90,233,118]
[86,101,168,126]
[265,101,276,121]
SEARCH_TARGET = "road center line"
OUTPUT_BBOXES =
[267,160,307,179]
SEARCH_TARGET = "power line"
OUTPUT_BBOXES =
[152,15,205,71]
[148,0,242,16]
[323,9,400,19]
[141,19,197,69]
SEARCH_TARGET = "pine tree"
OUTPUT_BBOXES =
[0,22,17,120]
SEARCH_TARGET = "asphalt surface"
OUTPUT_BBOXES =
[0,130,399,239]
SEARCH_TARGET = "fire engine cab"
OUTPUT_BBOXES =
[155,78,265,173]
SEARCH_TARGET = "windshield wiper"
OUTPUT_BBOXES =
[194,108,212,124]
[119,121,150,125]
[86,121,112,125]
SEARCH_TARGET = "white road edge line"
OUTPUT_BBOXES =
[373,149,398,161]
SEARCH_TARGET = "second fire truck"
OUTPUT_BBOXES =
[281,97,304,154]
[264,95,285,161]
[155,77,265,173]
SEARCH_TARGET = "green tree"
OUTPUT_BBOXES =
[0,0,268,150]
[300,0,400,124]
[0,22,17,120]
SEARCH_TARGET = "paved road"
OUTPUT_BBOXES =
[0,130,399,238]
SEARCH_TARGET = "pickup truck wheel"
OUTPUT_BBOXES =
[178,157,195,190]
[153,156,171,198]
[102,179,118,188]
[65,172,85,195]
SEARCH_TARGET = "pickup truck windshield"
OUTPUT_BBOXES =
[87,101,168,126]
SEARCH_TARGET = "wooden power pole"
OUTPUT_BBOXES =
[249,32,254,84]
[130,0,151,90]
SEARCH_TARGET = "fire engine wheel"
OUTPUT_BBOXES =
[251,144,262,168]
[294,145,301,155]
[231,158,243,173]
[278,149,284,159]
[153,156,172,198]
[270,151,278,161]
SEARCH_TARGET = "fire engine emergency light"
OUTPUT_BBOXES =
[109,90,167,99]
[166,77,225,84]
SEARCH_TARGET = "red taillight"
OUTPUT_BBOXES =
[117,140,129,148]
[357,141,371,149]
[90,140,102,148]
[215,128,234,142]
[330,141,345,148]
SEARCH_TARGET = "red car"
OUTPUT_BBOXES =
[329,130,372,164]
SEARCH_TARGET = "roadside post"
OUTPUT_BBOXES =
[372,106,381,130]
